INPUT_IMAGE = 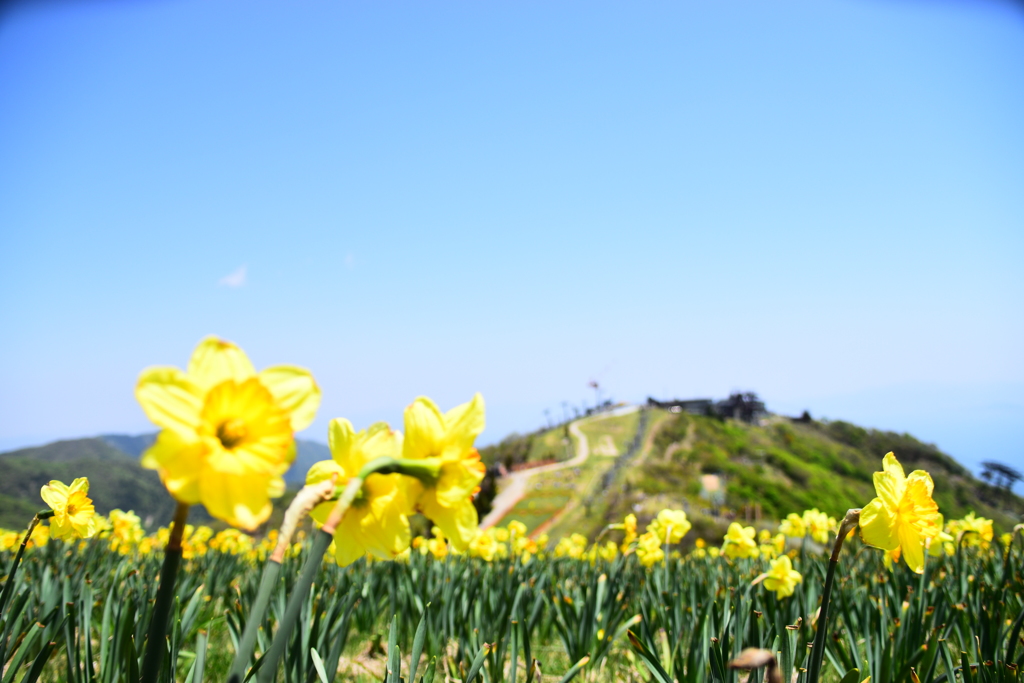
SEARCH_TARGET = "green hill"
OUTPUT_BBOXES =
[479,408,1022,544]
[0,437,178,529]
[0,434,331,530]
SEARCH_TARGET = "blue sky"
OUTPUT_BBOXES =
[1,0,1022,475]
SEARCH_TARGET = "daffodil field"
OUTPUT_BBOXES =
[1,338,1022,683]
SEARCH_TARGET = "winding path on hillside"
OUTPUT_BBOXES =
[479,405,639,530]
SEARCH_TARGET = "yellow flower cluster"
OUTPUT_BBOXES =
[306,394,487,567]
[630,509,692,566]
[777,508,836,544]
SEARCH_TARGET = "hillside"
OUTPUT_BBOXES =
[478,408,1022,544]
[0,434,331,530]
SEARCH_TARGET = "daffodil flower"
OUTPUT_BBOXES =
[947,512,993,547]
[646,509,692,544]
[306,419,413,567]
[40,478,98,539]
[135,336,320,530]
[635,531,665,566]
[722,522,760,559]
[401,394,486,551]
[802,509,834,545]
[756,555,803,598]
[859,452,940,574]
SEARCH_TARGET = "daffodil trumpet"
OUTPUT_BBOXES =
[140,501,190,683]
[806,508,860,683]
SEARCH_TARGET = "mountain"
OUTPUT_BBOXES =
[478,407,1022,543]
[0,433,331,530]
[0,437,178,529]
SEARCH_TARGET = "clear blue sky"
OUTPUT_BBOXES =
[2,0,1022,476]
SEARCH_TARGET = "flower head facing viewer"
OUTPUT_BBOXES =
[402,393,486,551]
[41,477,99,539]
[757,555,803,598]
[306,419,413,566]
[859,452,940,574]
[136,336,320,530]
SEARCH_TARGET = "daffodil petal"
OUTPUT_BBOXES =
[187,336,256,390]
[136,367,204,435]
[306,459,346,486]
[40,481,70,509]
[441,393,485,457]
[881,452,906,489]
[141,430,206,504]
[258,366,321,431]
[434,454,485,508]
[333,513,370,567]
[898,524,926,574]
[419,494,478,551]
[402,397,446,460]
[859,497,899,551]
[198,468,274,531]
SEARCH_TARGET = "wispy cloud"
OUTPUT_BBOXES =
[218,265,247,288]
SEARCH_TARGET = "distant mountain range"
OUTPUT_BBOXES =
[0,433,331,530]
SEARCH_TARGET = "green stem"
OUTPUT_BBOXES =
[0,510,53,663]
[227,478,337,683]
[227,561,281,683]
[256,476,363,683]
[139,501,190,683]
[807,509,860,683]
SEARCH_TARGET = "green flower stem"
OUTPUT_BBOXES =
[227,479,337,683]
[807,508,860,683]
[256,476,363,683]
[227,561,281,683]
[140,500,190,683]
[253,455,438,683]
[356,456,441,483]
[0,509,54,660]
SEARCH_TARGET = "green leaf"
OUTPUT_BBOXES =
[627,630,672,683]
[310,648,329,683]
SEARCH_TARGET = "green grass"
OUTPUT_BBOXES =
[576,409,640,456]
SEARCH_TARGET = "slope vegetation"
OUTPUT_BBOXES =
[480,408,1021,543]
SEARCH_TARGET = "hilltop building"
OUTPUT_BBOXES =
[646,392,767,424]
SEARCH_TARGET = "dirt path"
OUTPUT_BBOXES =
[479,406,638,529]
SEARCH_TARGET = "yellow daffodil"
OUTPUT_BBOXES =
[947,512,993,547]
[40,478,98,540]
[802,509,834,545]
[722,522,760,559]
[0,529,20,551]
[647,509,692,544]
[597,540,618,561]
[469,528,498,561]
[402,394,486,551]
[622,513,638,549]
[927,513,955,558]
[635,531,665,566]
[779,513,806,539]
[136,336,320,530]
[859,452,940,574]
[307,419,413,567]
[427,526,449,559]
[758,555,803,598]
[108,509,144,554]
